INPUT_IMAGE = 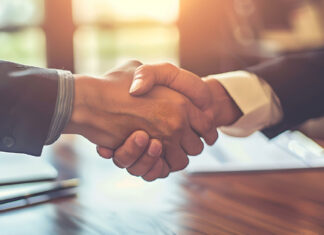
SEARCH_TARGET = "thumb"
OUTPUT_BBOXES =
[129,64,160,96]
[129,63,211,110]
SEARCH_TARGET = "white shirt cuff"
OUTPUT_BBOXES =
[206,71,283,137]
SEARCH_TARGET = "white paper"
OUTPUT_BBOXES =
[186,131,324,173]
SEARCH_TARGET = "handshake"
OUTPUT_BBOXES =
[64,60,242,181]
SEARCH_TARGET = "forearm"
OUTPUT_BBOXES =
[216,50,324,138]
[62,75,102,136]
[247,50,324,137]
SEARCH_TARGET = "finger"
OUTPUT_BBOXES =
[142,158,164,182]
[180,130,204,156]
[113,130,149,168]
[164,143,189,172]
[127,139,162,177]
[187,102,215,143]
[129,63,211,110]
[160,160,171,178]
[97,146,114,159]
[204,128,219,146]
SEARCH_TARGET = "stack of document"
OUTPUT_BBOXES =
[187,131,324,173]
[0,153,58,185]
[0,152,78,211]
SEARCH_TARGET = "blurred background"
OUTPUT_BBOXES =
[1,0,324,76]
[0,0,179,75]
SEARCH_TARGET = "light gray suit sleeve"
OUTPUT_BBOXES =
[45,70,74,145]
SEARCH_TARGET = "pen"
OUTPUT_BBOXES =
[0,178,79,211]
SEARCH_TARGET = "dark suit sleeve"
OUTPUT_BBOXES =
[246,49,324,138]
[0,61,58,156]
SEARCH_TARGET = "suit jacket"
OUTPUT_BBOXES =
[247,49,324,138]
[0,61,58,156]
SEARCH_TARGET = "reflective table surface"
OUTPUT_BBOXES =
[1,136,324,235]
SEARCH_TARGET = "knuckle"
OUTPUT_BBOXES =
[136,64,151,74]
[156,100,188,138]
[127,59,142,67]
[200,117,213,134]
[206,109,216,123]
[162,115,184,137]
[167,102,188,132]
[205,120,214,133]
[168,119,184,135]
[162,62,176,71]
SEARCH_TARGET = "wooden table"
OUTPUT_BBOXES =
[1,136,324,235]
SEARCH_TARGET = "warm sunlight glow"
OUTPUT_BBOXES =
[74,0,179,24]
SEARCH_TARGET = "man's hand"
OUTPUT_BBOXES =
[129,63,242,127]
[64,61,215,179]
[97,63,242,181]
[97,130,169,181]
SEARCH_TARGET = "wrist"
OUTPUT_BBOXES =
[204,78,242,126]
[63,75,96,134]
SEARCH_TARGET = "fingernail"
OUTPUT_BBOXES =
[129,79,144,93]
[135,133,148,147]
[148,141,162,157]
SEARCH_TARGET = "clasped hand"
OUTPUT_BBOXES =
[66,60,241,181]
[64,61,216,180]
